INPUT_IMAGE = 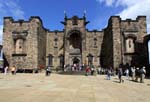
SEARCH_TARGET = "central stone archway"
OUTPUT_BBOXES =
[64,30,82,65]
[72,57,80,64]
[67,30,82,50]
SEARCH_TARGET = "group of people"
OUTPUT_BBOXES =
[3,64,147,83]
[64,64,85,72]
[116,66,146,83]
[4,66,17,75]
[82,64,147,83]
[85,66,97,76]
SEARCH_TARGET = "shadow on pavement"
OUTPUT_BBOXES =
[113,80,121,83]
[58,71,86,76]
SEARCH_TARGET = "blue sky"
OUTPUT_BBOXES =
[0,0,150,61]
[0,0,150,44]
[0,0,123,30]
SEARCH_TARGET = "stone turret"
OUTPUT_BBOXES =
[3,16,46,71]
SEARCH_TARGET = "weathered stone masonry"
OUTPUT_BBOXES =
[2,15,149,71]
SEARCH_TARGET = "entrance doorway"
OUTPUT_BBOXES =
[73,57,80,64]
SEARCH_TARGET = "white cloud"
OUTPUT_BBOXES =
[96,0,115,6]
[96,0,150,33]
[115,0,141,7]
[97,0,150,62]
[117,0,150,33]
[0,0,25,44]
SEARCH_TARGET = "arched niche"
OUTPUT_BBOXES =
[67,30,82,52]
[124,34,137,54]
[125,38,135,53]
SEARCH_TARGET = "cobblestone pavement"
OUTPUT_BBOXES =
[0,73,150,102]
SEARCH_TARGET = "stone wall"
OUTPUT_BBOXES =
[85,30,104,67]
[101,27,113,68]
[121,16,148,66]
[46,31,64,68]
[3,17,44,70]
[3,15,148,71]
[37,21,46,69]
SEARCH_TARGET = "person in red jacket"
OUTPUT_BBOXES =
[85,66,91,76]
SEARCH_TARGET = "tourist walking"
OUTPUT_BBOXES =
[45,66,51,76]
[131,67,136,81]
[118,67,124,83]
[85,66,90,76]
[125,68,129,80]
[107,68,111,80]
[4,66,8,75]
[97,66,101,75]
[135,68,140,82]
[139,66,146,83]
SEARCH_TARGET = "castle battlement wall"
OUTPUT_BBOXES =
[2,15,149,71]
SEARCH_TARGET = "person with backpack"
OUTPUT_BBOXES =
[107,68,111,80]
[135,67,140,82]
[45,66,51,76]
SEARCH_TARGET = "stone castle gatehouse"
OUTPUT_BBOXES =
[2,15,149,71]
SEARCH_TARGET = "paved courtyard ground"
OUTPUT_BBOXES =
[0,73,150,102]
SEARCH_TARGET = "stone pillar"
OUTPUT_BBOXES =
[64,35,70,65]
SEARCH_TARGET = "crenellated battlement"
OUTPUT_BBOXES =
[4,16,43,26]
